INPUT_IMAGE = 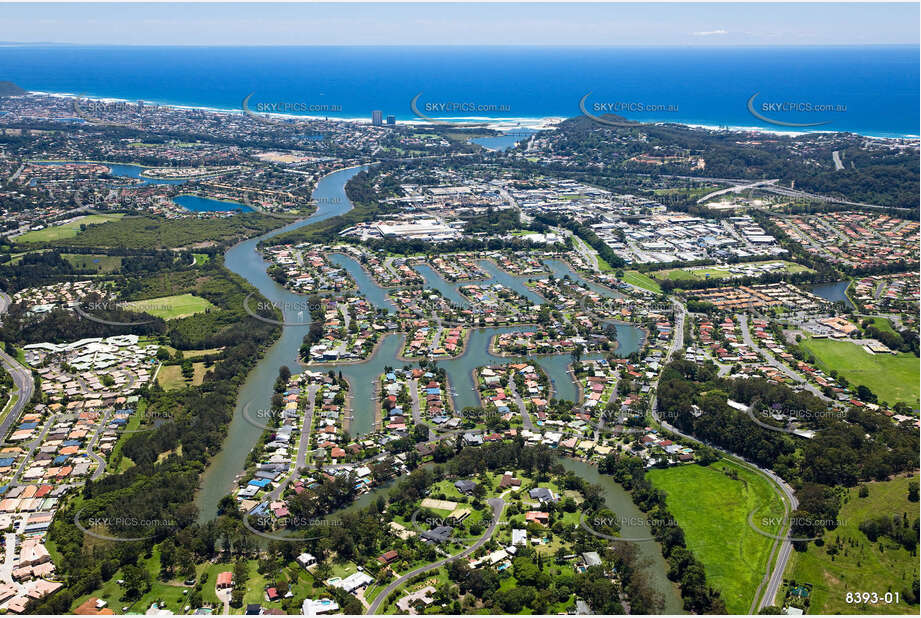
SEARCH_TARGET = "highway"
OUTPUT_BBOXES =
[0,292,36,443]
[696,179,779,204]
[626,170,914,213]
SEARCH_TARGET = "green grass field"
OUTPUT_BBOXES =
[62,253,123,273]
[123,293,215,320]
[652,260,811,282]
[622,270,663,294]
[799,337,919,407]
[785,473,920,615]
[16,214,125,242]
[161,345,223,358]
[862,316,899,337]
[157,362,208,390]
[647,460,787,614]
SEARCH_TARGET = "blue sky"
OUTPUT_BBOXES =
[1,2,918,46]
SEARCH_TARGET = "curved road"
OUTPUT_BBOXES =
[0,292,36,442]
[85,411,109,480]
[651,301,797,611]
[736,313,831,402]
[366,497,505,614]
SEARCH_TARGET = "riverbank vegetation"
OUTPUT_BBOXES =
[46,441,701,615]
[24,257,282,614]
[599,451,727,613]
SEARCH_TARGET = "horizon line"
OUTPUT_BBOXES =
[2,42,919,47]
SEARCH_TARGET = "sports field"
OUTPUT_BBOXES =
[123,293,215,320]
[647,460,787,614]
[652,260,811,282]
[622,270,662,293]
[799,337,919,407]
[16,214,125,242]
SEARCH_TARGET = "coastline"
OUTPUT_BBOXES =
[29,90,919,141]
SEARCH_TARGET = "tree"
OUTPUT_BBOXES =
[278,365,291,383]
[188,588,203,609]
[121,564,151,600]
[159,538,177,578]
[856,384,877,403]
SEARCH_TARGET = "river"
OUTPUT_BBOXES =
[192,164,679,611]
[560,458,683,613]
[195,165,366,520]
[323,456,684,613]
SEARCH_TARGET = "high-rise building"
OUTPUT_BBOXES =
[386,115,396,125]
[372,110,383,126]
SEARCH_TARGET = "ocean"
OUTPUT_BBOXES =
[0,45,917,137]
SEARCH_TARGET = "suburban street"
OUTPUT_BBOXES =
[650,301,798,612]
[269,383,319,501]
[86,410,111,480]
[736,313,831,401]
[365,497,505,614]
[508,376,535,431]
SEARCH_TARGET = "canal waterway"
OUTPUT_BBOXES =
[560,458,684,613]
[190,164,679,611]
[195,165,366,521]
[33,161,249,211]
[326,252,396,311]
[810,280,855,309]
[197,164,645,519]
